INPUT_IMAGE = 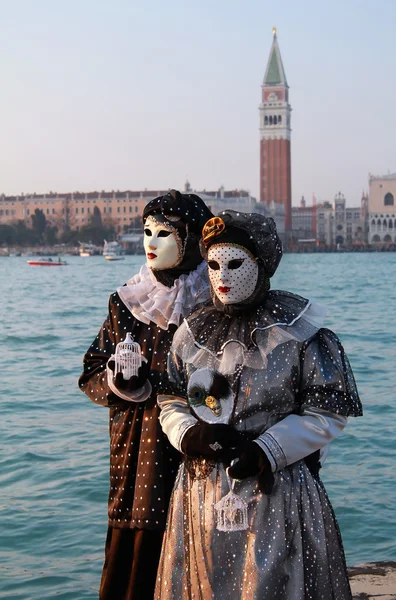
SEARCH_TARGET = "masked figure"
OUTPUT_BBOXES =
[78,190,213,600]
[155,210,362,600]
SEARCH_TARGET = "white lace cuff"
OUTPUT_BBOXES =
[255,407,347,472]
[106,360,152,403]
[158,394,197,451]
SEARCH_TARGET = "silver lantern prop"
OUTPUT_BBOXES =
[114,332,147,380]
[214,462,249,532]
[214,489,249,532]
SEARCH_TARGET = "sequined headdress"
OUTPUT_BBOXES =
[201,210,282,277]
[142,190,213,286]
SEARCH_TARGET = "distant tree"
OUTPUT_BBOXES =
[31,209,47,241]
[44,225,59,245]
[13,220,38,245]
[0,224,16,245]
[78,222,116,245]
[90,205,103,228]
[59,228,79,245]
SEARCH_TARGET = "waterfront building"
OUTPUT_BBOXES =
[316,202,334,247]
[0,186,262,237]
[292,197,314,242]
[291,193,368,248]
[0,190,152,233]
[368,173,396,243]
[192,185,257,216]
[332,192,367,246]
[259,28,292,235]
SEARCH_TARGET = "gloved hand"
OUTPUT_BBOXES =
[108,359,149,393]
[181,423,243,461]
[304,449,321,477]
[227,441,274,495]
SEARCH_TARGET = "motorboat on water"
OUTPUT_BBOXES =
[103,240,125,261]
[79,242,100,257]
[27,258,68,266]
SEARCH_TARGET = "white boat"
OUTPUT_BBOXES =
[79,242,100,257]
[103,240,125,261]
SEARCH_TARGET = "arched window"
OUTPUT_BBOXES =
[371,219,376,225]
[372,234,381,242]
[389,220,393,229]
[273,115,277,125]
[264,116,268,125]
[269,116,273,125]
[384,193,394,206]
[278,115,282,124]
[377,219,381,226]
[384,234,392,242]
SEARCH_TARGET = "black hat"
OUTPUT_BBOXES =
[143,189,213,237]
[201,210,282,277]
[142,189,213,286]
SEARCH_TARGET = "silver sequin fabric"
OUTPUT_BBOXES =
[155,291,361,599]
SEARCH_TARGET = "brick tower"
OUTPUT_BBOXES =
[259,28,292,232]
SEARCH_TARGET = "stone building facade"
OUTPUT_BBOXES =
[368,173,396,243]
[292,193,368,248]
[0,190,151,233]
[291,197,314,242]
[0,186,260,236]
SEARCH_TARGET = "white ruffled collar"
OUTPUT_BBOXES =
[117,261,210,330]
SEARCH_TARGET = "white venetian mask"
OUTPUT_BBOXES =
[143,215,183,270]
[207,244,259,304]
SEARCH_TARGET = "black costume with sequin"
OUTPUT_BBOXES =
[78,190,212,600]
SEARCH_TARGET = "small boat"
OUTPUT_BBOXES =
[27,258,68,266]
[103,240,125,261]
[79,242,100,256]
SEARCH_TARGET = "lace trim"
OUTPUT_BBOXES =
[250,299,312,340]
[118,261,209,330]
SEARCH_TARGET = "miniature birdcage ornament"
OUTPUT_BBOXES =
[214,469,249,532]
[115,332,147,380]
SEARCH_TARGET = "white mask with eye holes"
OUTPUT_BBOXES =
[143,216,183,270]
[207,244,259,304]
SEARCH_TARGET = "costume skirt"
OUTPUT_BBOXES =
[155,460,352,600]
[100,527,164,600]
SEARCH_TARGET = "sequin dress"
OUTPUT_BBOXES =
[155,291,362,600]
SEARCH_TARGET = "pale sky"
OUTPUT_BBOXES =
[1,0,395,206]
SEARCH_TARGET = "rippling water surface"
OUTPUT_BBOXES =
[1,253,395,599]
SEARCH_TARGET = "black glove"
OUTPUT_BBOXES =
[108,359,149,393]
[181,423,243,461]
[304,449,321,478]
[227,441,274,495]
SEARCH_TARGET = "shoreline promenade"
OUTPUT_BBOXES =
[349,562,396,599]
[2,243,396,257]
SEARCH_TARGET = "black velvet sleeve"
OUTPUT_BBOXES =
[298,327,363,417]
[78,294,128,408]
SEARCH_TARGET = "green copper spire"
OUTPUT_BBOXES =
[263,28,288,86]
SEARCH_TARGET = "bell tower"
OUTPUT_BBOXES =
[259,28,292,232]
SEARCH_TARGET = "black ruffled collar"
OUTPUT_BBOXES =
[184,290,311,353]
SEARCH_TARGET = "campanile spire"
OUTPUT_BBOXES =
[259,29,292,233]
